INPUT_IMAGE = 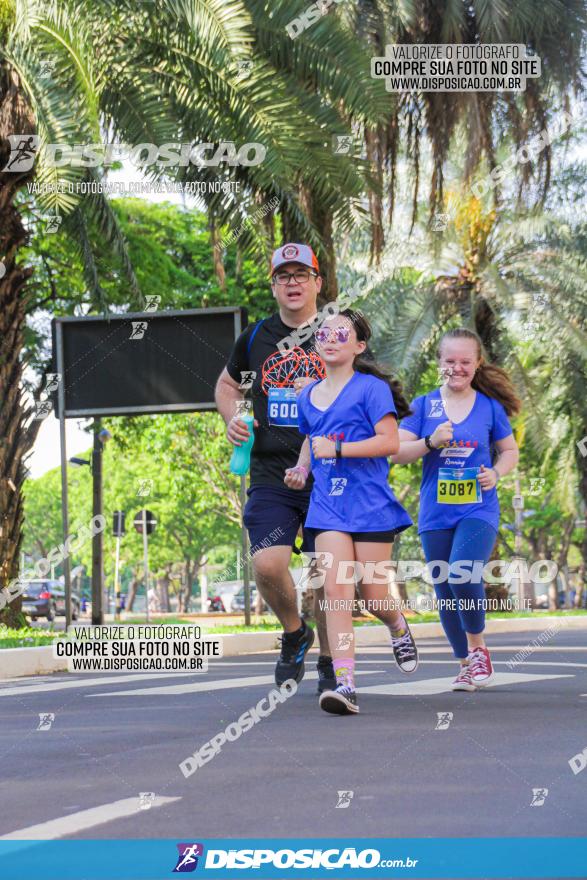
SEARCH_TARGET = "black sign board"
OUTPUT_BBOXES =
[52,307,245,417]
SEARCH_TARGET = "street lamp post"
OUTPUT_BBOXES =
[70,423,111,626]
[91,420,104,625]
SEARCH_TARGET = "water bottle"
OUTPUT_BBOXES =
[230,401,255,476]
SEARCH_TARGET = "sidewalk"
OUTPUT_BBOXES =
[1,615,585,680]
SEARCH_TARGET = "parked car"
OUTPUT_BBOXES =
[230,586,260,613]
[21,580,80,622]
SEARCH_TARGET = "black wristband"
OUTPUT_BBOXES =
[424,434,435,451]
[335,436,342,459]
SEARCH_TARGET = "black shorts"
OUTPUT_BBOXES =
[312,528,399,543]
[243,485,316,555]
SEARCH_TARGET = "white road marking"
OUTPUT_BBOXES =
[0,671,201,698]
[360,672,573,696]
[360,660,587,669]
[0,796,181,840]
[89,669,382,697]
[0,655,583,699]
[359,645,587,653]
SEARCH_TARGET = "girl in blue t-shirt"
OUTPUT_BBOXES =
[396,328,521,692]
[284,309,417,716]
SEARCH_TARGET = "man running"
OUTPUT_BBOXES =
[215,243,336,692]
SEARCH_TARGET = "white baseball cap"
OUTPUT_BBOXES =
[270,243,320,275]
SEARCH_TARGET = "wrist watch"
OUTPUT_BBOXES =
[335,436,343,459]
[424,435,435,451]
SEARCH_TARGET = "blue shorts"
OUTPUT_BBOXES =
[243,486,316,555]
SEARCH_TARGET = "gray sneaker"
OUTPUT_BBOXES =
[390,620,419,674]
[319,684,359,715]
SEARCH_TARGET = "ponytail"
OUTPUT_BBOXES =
[340,309,412,420]
[438,328,522,417]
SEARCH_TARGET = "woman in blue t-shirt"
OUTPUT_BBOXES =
[396,328,520,692]
[284,309,417,716]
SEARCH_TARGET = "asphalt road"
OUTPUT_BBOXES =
[1,626,585,858]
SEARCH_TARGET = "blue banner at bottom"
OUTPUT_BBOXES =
[0,838,585,879]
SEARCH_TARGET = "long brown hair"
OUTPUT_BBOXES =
[438,328,522,417]
[340,309,412,420]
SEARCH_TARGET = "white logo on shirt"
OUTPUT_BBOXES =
[329,478,347,496]
[428,399,444,418]
[439,447,474,459]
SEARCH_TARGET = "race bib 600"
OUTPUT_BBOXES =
[268,388,298,427]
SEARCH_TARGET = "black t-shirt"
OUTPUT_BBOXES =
[226,313,326,490]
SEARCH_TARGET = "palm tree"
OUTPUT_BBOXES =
[337,0,586,259]
[2,0,586,622]
[0,1,144,622]
[0,0,386,619]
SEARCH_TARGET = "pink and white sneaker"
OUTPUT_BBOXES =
[467,646,494,686]
[452,664,476,692]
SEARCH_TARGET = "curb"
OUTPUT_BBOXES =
[1,616,585,680]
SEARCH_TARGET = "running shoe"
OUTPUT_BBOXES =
[452,664,476,692]
[319,684,359,715]
[467,646,494,686]
[275,621,315,687]
[390,618,419,674]
[316,655,336,694]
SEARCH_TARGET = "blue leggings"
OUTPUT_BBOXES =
[420,518,497,659]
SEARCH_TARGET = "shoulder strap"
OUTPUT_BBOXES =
[487,393,496,434]
[246,319,265,357]
[420,392,429,437]
[489,394,498,462]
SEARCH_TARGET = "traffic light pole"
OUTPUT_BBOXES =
[56,323,72,631]
[142,508,150,624]
[112,511,126,620]
[114,534,121,619]
[91,419,104,625]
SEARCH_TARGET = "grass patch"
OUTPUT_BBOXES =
[2,608,584,646]
[0,625,62,649]
[201,608,587,634]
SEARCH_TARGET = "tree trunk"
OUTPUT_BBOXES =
[577,445,587,607]
[235,244,243,286]
[548,578,559,611]
[156,565,171,612]
[209,214,226,290]
[126,568,140,612]
[177,560,192,613]
[178,558,202,613]
[0,65,37,626]
[365,126,385,266]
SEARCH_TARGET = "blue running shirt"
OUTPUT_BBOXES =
[297,372,413,533]
[400,388,513,533]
